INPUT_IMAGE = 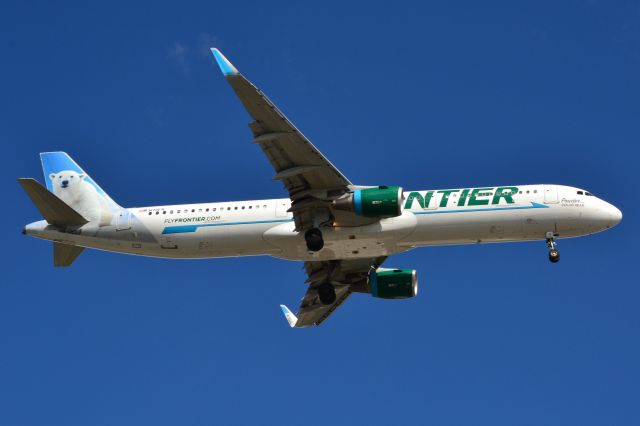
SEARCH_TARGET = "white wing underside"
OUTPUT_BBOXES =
[210,49,383,327]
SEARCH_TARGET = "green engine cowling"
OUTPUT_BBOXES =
[369,268,418,299]
[333,186,403,218]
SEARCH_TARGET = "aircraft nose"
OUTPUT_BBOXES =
[608,204,623,227]
[597,201,622,229]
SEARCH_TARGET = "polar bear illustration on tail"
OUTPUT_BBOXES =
[50,170,113,226]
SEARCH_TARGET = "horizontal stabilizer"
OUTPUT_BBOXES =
[279,305,299,328]
[18,178,88,227]
[54,242,84,267]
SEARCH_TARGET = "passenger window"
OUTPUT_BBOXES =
[234,206,238,210]
[227,207,231,210]
[155,211,159,215]
[148,212,152,215]
[242,206,245,209]
[170,210,173,214]
[191,209,195,213]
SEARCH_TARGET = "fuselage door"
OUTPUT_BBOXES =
[116,210,131,230]
[275,200,289,217]
[543,185,559,204]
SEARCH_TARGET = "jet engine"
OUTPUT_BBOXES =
[332,186,403,218]
[368,268,418,299]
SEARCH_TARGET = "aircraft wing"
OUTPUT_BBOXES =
[210,48,353,231]
[281,256,386,327]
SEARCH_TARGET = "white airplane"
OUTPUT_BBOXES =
[19,48,622,327]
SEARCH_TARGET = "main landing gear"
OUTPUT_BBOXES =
[305,227,324,252]
[546,231,560,263]
[318,282,336,305]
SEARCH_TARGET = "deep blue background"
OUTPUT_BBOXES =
[1,1,638,424]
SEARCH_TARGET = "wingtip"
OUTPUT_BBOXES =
[210,47,239,76]
[279,304,298,328]
[39,151,68,157]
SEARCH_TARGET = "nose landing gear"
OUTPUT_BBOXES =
[546,232,560,263]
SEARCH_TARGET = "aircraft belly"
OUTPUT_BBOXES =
[202,223,281,256]
[264,213,417,261]
[521,205,587,238]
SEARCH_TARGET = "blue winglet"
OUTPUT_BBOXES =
[279,304,298,328]
[210,48,239,76]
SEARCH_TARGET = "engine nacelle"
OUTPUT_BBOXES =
[369,268,418,299]
[333,186,403,218]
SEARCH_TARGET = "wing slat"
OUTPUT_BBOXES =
[210,48,352,231]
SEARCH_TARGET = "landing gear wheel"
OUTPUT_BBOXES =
[545,232,560,263]
[318,282,336,305]
[305,228,324,252]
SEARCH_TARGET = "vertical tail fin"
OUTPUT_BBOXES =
[40,152,120,225]
[40,152,120,208]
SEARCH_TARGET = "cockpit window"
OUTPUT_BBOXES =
[577,191,584,195]
[585,192,593,196]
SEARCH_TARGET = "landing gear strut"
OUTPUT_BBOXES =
[546,231,560,263]
[305,228,324,252]
[318,282,336,305]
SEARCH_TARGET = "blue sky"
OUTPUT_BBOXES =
[1,1,639,424]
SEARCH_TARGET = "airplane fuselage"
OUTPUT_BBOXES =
[19,48,625,326]
[24,184,622,262]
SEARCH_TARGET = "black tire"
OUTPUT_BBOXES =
[318,283,336,305]
[305,228,324,252]
[549,249,560,263]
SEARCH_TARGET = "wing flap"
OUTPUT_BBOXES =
[294,283,352,327]
[280,257,387,328]
[210,48,352,231]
